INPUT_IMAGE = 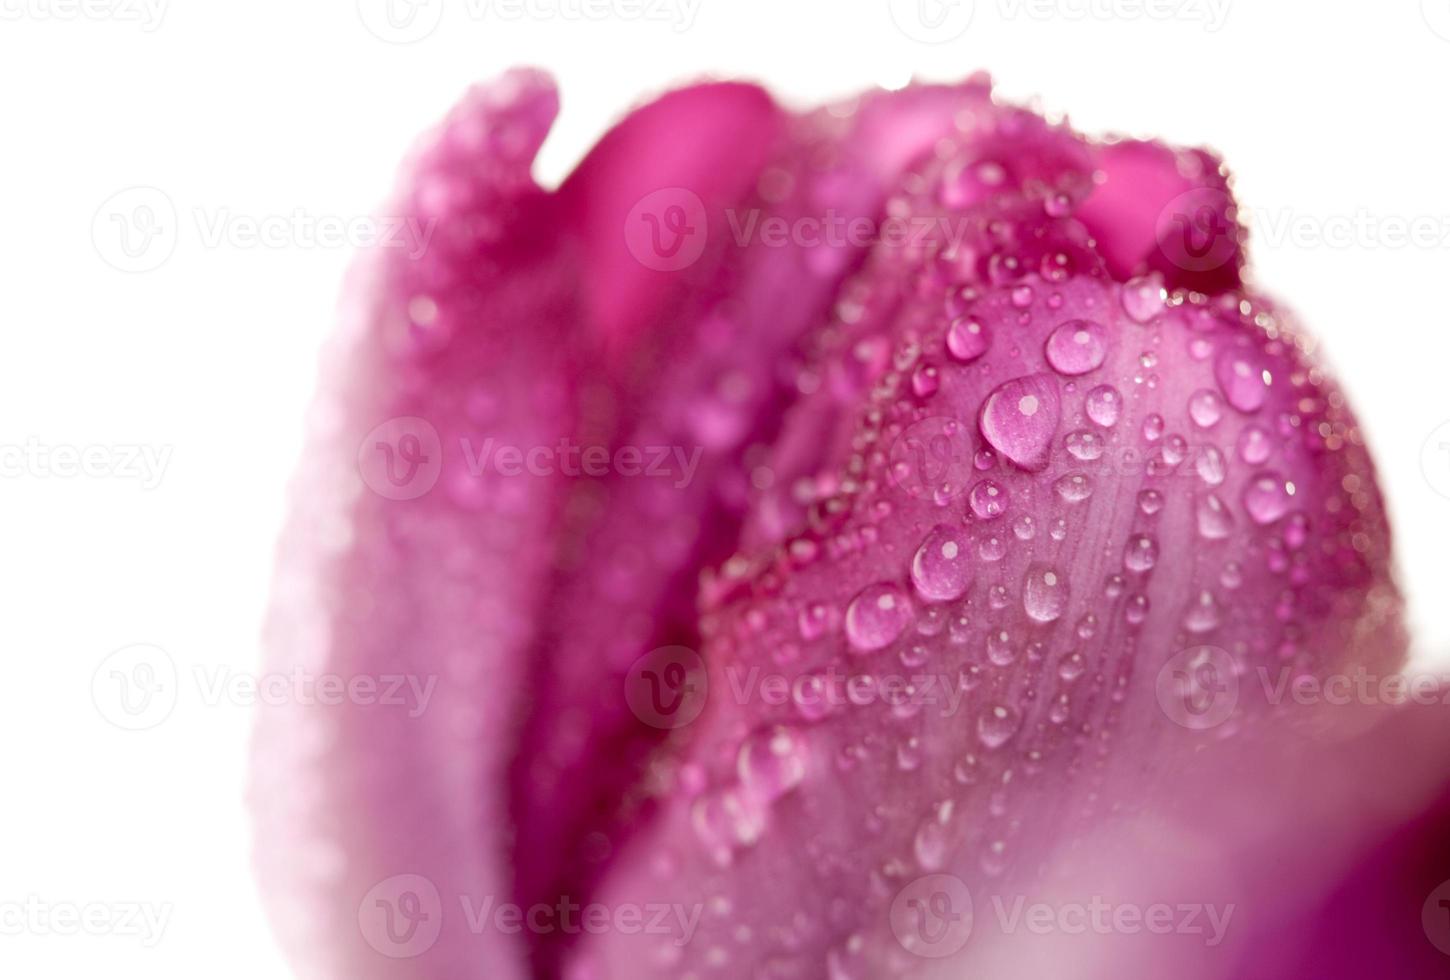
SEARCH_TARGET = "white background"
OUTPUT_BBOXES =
[3,1,1449,976]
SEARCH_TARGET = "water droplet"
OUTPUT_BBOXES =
[912,363,941,398]
[977,704,1022,749]
[979,534,1006,561]
[1196,494,1234,539]
[1011,284,1035,308]
[969,479,1008,520]
[1183,591,1221,633]
[987,630,1016,666]
[1243,472,1294,525]
[1058,652,1086,681]
[1237,425,1273,464]
[979,374,1061,470]
[1023,564,1069,622]
[913,814,949,871]
[1188,389,1224,428]
[1141,414,1165,442]
[1065,429,1104,461]
[1044,192,1074,218]
[1121,274,1166,323]
[911,525,973,602]
[738,726,808,801]
[1044,318,1108,376]
[1215,347,1272,413]
[844,583,912,652]
[1124,535,1159,572]
[1085,385,1121,427]
[1137,489,1164,515]
[946,318,990,363]
[1196,446,1226,486]
[799,602,837,641]
[1054,473,1093,503]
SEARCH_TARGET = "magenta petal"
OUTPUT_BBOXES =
[1076,139,1245,295]
[256,70,1428,980]
[251,69,576,980]
[570,261,1401,976]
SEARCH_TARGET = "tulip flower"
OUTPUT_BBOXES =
[251,69,1450,979]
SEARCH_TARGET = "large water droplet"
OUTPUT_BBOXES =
[1183,590,1222,633]
[969,479,1008,520]
[1196,494,1234,539]
[911,525,973,602]
[1214,347,1272,413]
[1188,389,1224,428]
[1053,473,1093,503]
[979,374,1061,470]
[1065,429,1104,461]
[977,704,1022,749]
[1237,425,1273,464]
[844,583,912,652]
[913,812,949,871]
[1123,534,1159,572]
[1243,471,1294,525]
[1044,318,1108,376]
[946,318,990,363]
[1085,384,1121,427]
[1121,274,1166,323]
[1023,564,1069,622]
[1196,446,1226,486]
[738,726,808,801]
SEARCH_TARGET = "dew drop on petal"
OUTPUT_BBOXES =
[1044,318,1108,376]
[1086,384,1122,427]
[979,374,1061,470]
[1196,494,1234,539]
[1188,389,1224,429]
[1023,564,1069,623]
[1121,274,1166,323]
[1243,472,1294,525]
[737,726,808,802]
[1196,445,1227,486]
[969,479,1008,520]
[977,704,1022,749]
[1237,425,1273,464]
[847,584,917,656]
[1123,534,1159,572]
[1065,429,1104,461]
[946,318,990,363]
[1054,473,1093,503]
[1183,590,1222,633]
[1215,347,1272,413]
[911,525,973,602]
